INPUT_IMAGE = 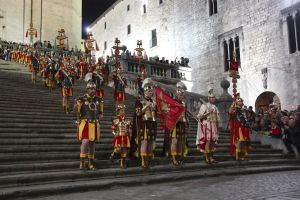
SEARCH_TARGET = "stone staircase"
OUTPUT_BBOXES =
[0,62,299,199]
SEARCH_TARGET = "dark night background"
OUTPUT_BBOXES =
[82,0,117,39]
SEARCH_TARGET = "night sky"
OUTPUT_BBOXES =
[82,0,117,38]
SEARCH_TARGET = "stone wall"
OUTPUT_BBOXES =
[0,0,82,49]
[90,0,300,110]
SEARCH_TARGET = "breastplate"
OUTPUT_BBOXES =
[81,97,100,121]
[116,120,130,136]
[206,105,218,122]
[141,100,156,121]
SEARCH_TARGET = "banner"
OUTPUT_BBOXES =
[155,87,185,132]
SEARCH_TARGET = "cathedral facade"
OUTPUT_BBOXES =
[91,0,299,110]
[0,0,82,49]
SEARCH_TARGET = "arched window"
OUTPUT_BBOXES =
[223,36,241,72]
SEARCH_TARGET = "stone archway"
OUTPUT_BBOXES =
[255,91,281,113]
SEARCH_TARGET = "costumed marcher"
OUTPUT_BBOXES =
[55,58,76,113]
[78,56,86,80]
[39,53,47,86]
[112,65,127,107]
[131,78,157,168]
[169,81,189,166]
[45,55,58,91]
[74,81,103,170]
[110,104,132,169]
[30,52,39,83]
[196,88,220,164]
[92,65,105,99]
[229,95,252,161]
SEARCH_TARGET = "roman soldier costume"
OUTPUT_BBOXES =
[30,53,39,83]
[169,81,189,166]
[55,58,76,113]
[132,78,157,168]
[111,104,132,168]
[78,56,86,80]
[75,81,103,170]
[229,96,252,161]
[112,66,127,106]
[196,88,220,164]
[92,65,105,99]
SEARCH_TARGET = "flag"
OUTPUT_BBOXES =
[155,87,185,132]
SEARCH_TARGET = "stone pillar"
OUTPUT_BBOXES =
[216,79,232,131]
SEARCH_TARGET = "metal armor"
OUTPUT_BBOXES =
[77,95,103,122]
[140,98,156,121]
[112,118,131,136]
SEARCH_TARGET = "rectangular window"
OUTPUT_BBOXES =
[151,29,157,47]
[213,0,218,14]
[295,12,300,51]
[127,4,130,11]
[223,41,229,71]
[143,4,147,13]
[287,15,296,53]
[159,0,163,4]
[208,0,217,16]
[104,22,106,30]
[127,24,131,35]
[104,41,107,50]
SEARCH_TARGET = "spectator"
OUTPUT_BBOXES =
[251,114,261,131]
[291,112,300,154]
[47,41,52,49]
[281,115,295,154]
[269,120,281,138]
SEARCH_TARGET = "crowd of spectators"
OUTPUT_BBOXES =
[245,104,300,155]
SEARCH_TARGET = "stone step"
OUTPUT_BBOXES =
[0,137,251,145]
[0,151,285,163]
[2,157,295,176]
[0,132,229,140]
[0,145,280,154]
[1,159,299,200]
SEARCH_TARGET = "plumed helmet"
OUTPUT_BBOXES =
[175,81,187,97]
[142,78,153,91]
[86,81,96,89]
[116,103,126,111]
[236,96,244,103]
[208,88,216,98]
[176,81,187,90]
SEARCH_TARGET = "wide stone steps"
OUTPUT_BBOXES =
[0,159,298,189]
[1,160,300,200]
[0,145,280,154]
[0,62,299,199]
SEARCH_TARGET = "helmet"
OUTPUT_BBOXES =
[116,104,126,111]
[86,81,96,89]
[175,81,187,97]
[142,78,153,91]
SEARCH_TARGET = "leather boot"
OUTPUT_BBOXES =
[210,152,218,163]
[205,153,211,164]
[88,154,95,170]
[172,155,179,166]
[235,150,240,161]
[120,157,126,169]
[79,153,86,169]
[141,156,147,168]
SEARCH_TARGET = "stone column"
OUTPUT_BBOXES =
[216,79,232,131]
